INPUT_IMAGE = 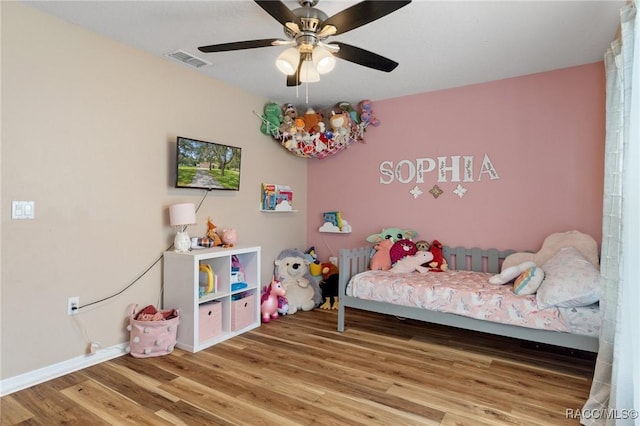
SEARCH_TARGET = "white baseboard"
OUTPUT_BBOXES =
[0,342,128,397]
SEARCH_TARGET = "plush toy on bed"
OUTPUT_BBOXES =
[366,227,417,244]
[370,239,394,271]
[415,240,431,252]
[390,239,418,264]
[424,239,448,272]
[390,251,434,274]
[274,249,322,315]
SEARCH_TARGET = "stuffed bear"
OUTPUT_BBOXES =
[303,108,323,134]
[370,238,394,271]
[274,249,322,315]
[389,239,418,265]
[425,239,448,272]
[390,251,434,274]
[319,262,339,310]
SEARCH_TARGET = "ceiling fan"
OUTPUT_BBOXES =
[197,0,411,86]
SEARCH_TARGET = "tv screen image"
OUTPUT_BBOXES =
[176,136,242,191]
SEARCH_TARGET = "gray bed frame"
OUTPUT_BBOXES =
[337,245,599,353]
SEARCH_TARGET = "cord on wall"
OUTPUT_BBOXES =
[76,190,209,311]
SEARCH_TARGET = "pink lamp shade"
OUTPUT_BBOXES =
[169,203,196,227]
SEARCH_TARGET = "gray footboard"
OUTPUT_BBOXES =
[337,245,599,353]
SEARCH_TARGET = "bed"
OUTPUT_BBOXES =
[337,244,600,353]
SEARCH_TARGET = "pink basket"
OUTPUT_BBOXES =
[127,304,179,358]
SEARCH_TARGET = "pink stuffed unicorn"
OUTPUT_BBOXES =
[260,277,286,323]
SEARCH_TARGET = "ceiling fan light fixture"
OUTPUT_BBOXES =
[312,45,336,74]
[300,59,320,83]
[276,47,299,75]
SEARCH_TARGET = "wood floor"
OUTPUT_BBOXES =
[1,308,596,425]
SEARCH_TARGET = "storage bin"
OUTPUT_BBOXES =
[199,301,222,343]
[231,292,256,331]
[127,304,179,358]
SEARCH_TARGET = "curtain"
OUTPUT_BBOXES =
[582,1,640,425]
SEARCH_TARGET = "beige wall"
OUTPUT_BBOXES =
[1,3,307,380]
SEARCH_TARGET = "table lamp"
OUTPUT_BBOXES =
[169,203,196,252]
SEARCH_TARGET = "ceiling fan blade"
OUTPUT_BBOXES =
[322,1,411,35]
[286,58,303,87]
[254,0,299,27]
[198,39,282,53]
[332,42,398,72]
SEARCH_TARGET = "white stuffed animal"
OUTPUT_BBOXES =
[488,261,536,285]
[274,249,322,314]
[389,251,434,274]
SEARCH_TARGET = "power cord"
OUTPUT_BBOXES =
[76,190,209,311]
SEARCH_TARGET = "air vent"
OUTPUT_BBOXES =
[165,50,210,69]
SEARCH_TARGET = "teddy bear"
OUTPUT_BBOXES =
[389,251,434,274]
[370,238,394,271]
[425,239,448,272]
[274,249,322,315]
[303,108,323,134]
[318,262,339,310]
[390,239,418,265]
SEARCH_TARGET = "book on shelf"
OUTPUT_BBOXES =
[261,183,293,211]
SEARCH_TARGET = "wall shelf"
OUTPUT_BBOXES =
[319,219,352,233]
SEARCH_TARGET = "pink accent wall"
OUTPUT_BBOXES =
[307,63,605,260]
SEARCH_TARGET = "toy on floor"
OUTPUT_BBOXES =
[260,277,286,323]
[319,262,339,310]
[305,246,322,276]
[274,249,322,315]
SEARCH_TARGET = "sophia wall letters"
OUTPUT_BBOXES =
[379,154,500,185]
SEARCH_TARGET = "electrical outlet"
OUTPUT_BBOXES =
[68,296,79,315]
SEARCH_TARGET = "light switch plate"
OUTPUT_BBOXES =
[12,201,35,219]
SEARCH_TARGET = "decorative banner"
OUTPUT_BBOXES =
[256,100,380,159]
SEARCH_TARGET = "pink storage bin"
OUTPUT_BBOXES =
[231,293,256,331]
[127,304,179,358]
[199,301,222,343]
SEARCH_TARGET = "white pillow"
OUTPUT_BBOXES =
[513,266,545,295]
[536,247,600,308]
[488,261,536,285]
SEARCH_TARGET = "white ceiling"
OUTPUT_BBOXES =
[24,0,624,106]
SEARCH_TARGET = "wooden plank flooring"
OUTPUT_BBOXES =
[1,308,596,425]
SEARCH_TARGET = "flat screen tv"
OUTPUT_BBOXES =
[175,136,242,191]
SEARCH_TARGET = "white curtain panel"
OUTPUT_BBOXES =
[582,1,640,425]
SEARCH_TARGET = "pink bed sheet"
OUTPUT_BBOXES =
[346,270,571,333]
